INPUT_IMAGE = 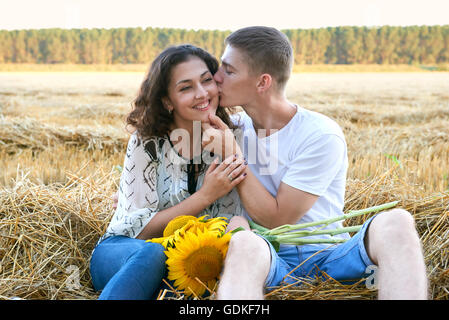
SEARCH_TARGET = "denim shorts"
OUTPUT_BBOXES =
[263,216,376,289]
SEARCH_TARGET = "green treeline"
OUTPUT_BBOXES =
[1,25,448,65]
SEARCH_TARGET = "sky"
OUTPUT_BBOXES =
[1,0,449,31]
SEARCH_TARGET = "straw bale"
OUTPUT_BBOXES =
[48,104,127,122]
[0,168,447,300]
[0,116,127,154]
[0,169,117,299]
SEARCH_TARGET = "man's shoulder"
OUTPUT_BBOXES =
[296,106,344,138]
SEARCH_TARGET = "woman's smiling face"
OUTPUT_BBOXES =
[164,56,219,131]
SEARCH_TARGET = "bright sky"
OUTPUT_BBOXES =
[1,0,448,31]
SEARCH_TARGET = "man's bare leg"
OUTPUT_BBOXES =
[218,217,271,299]
[365,209,428,299]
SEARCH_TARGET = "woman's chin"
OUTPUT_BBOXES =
[188,106,217,123]
[199,112,213,123]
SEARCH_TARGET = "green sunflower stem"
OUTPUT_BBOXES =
[273,225,362,240]
[248,220,270,233]
[262,201,399,236]
[271,237,348,245]
[247,201,398,251]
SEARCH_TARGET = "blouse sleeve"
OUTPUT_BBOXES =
[103,134,160,239]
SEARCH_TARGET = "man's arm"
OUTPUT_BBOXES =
[235,168,318,229]
[202,115,318,228]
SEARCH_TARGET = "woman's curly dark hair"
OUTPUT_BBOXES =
[126,44,236,139]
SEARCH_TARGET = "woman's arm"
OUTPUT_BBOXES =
[137,155,247,240]
[136,190,213,239]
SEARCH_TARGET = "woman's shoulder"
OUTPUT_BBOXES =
[127,132,168,162]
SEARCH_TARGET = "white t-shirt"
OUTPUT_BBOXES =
[232,105,349,240]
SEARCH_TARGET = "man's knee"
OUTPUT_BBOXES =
[366,208,421,262]
[225,230,270,264]
[372,208,417,235]
[226,216,250,232]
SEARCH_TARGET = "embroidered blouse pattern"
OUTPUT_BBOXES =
[98,133,243,244]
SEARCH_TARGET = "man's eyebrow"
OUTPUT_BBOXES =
[175,70,210,86]
[221,61,234,69]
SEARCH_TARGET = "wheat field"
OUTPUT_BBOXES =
[0,71,448,300]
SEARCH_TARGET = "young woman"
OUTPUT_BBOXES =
[89,45,247,300]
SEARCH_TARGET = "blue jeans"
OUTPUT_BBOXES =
[89,236,167,300]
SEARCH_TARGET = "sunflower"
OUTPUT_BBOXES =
[165,228,231,297]
[147,215,200,247]
[163,215,199,237]
[203,216,228,234]
[147,215,228,249]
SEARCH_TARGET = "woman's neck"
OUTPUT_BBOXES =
[169,122,202,160]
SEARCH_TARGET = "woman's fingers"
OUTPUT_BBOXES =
[206,157,219,174]
[227,159,247,181]
[111,191,119,209]
[206,154,247,185]
[224,157,246,173]
[214,154,239,172]
[230,169,247,186]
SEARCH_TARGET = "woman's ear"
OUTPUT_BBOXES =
[162,97,173,113]
[256,74,272,92]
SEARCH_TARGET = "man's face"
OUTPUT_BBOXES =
[214,45,258,108]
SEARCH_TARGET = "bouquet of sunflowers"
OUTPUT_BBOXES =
[147,215,232,297]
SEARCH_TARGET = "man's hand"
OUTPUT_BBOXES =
[201,114,242,159]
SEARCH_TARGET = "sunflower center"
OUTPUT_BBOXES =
[184,246,223,282]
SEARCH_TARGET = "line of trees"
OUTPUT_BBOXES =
[0,25,448,65]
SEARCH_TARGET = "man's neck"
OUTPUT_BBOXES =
[243,95,297,136]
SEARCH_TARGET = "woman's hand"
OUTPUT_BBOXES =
[112,191,119,209]
[202,114,243,159]
[199,154,247,204]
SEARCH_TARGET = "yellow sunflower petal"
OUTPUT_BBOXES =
[147,236,167,244]
[163,215,198,237]
[165,227,231,297]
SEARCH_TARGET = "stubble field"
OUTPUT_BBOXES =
[0,71,448,300]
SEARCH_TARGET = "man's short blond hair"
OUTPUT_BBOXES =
[226,26,293,91]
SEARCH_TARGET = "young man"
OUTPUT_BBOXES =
[201,26,428,300]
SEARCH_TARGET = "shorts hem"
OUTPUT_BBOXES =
[357,216,377,267]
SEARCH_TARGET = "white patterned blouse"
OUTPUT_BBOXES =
[97,132,243,244]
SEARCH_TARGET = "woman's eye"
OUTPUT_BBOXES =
[203,77,213,82]
[180,86,191,91]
